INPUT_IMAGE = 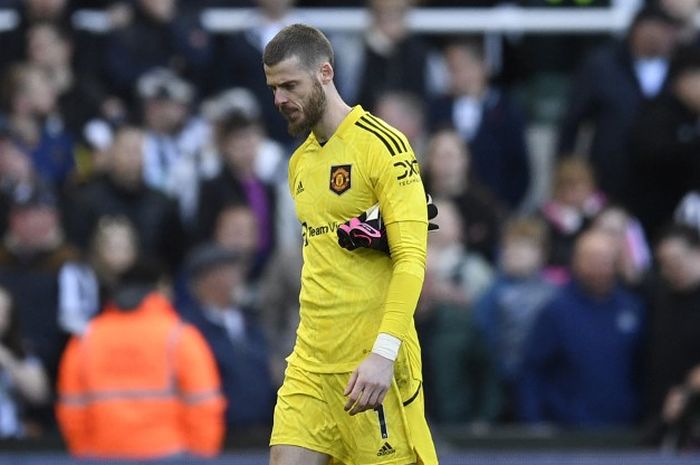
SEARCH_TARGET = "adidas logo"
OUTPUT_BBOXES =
[296,180,304,195]
[376,442,395,457]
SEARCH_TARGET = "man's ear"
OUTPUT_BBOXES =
[320,62,334,84]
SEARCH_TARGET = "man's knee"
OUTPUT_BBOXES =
[270,444,329,465]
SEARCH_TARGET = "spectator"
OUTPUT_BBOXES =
[0,0,71,70]
[198,87,290,247]
[58,215,141,336]
[136,68,209,225]
[539,157,606,275]
[423,128,506,262]
[196,112,276,264]
[180,243,275,430]
[174,202,263,311]
[0,184,79,382]
[429,38,531,209]
[65,126,184,271]
[56,260,225,459]
[355,0,431,111]
[206,88,288,185]
[0,285,50,439]
[518,231,645,427]
[1,63,75,189]
[103,0,213,102]
[474,217,556,416]
[374,91,429,162]
[217,0,300,146]
[628,44,700,239]
[25,22,104,139]
[418,199,499,424]
[422,199,494,312]
[557,5,680,204]
[646,225,700,419]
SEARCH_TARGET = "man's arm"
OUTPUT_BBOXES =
[344,220,427,415]
[343,121,428,415]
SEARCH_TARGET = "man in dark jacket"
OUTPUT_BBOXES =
[65,126,184,271]
[0,184,78,378]
[646,225,700,419]
[429,39,531,209]
[629,44,700,239]
[180,243,275,431]
[557,6,679,204]
[518,230,645,427]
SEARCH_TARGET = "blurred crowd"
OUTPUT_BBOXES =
[2,0,700,458]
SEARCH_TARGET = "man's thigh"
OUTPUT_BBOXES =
[270,365,353,464]
[269,445,329,465]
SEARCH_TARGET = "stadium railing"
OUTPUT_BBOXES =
[0,3,655,35]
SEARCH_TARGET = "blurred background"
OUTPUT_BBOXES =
[1,0,700,463]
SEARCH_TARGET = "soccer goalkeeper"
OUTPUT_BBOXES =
[264,24,438,465]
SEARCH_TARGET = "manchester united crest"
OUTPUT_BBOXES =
[329,165,351,195]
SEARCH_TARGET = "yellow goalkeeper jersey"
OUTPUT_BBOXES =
[287,105,428,376]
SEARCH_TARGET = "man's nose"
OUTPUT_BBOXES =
[274,89,288,107]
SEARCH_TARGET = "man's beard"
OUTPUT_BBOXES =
[286,79,326,137]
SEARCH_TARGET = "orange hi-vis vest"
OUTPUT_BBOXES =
[56,292,226,459]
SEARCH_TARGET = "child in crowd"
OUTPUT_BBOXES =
[474,217,556,417]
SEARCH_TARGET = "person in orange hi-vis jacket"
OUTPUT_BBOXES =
[56,260,226,459]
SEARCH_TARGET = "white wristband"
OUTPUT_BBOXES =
[371,333,402,361]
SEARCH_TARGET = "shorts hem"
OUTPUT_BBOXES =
[269,437,352,464]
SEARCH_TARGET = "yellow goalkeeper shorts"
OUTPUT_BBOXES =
[270,363,438,465]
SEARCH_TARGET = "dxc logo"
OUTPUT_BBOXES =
[393,159,420,186]
[393,159,419,180]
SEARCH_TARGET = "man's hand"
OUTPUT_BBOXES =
[337,204,388,253]
[343,353,395,416]
[337,194,439,255]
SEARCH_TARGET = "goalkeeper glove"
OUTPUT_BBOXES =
[337,194,439,255]
[427,194,439,232]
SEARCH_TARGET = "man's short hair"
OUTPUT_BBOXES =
[185,242,242,281]
[263,23,334,71]
[215,110,261,142]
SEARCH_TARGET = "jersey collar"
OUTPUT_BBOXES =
[312,105,365,147]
